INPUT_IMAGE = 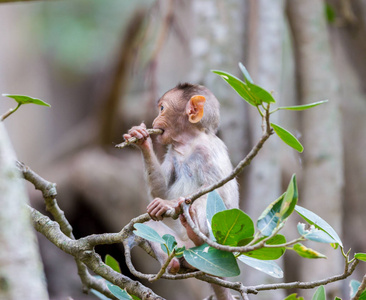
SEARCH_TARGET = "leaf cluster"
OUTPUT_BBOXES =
[214,63,328,153]
[133,175,363,282]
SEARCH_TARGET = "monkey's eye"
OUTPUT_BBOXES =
[160,105,164,112]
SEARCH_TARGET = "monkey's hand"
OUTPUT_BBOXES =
[123,123,152,151]
[147,197,184,221]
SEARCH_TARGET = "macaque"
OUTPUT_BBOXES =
[124,83,239,300]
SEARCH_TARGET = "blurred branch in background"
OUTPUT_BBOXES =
[98,8,148,147]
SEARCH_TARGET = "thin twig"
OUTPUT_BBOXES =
[115,128,163,148]
[0,103,21,122]
[122,231,204,281]
[241,291,250,300]
[149,249,176,282]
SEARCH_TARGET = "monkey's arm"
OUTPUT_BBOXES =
[142,147,169,199]
[123,123,168,199]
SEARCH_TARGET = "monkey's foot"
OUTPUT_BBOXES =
[179,214,204,246]
[167,257,180,274]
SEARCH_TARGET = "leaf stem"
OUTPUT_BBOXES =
[149,249,176,282]
[0,103,21,122]
[269,107,280,114]
[264,236,305,248]
[256,105,264,117]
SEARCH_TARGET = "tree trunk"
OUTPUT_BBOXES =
[0,123,49,300]
[243,1,286,299]
[188,0,248,167]
[287,0,344,298]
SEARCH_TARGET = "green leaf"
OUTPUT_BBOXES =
[175,246,186,258]
[257,175,298,236]
[212,70,259,106]
[213,68,275,105]
[243,235,286,260]
[350,279,366,299]
[246,81,276,104]
[257,193,285,236]
[91,289,111,300]
[271,123,304,153]
[295,205,343,247]
[277,100,328,111]
[206,190,227,241]
[325,3,336,24]
[238,62,254,83]
[283,293,305,300]
[350,280,361,298]
[297,223,337,244]
[238,255,283,278]
[105,254,121,273]
[161,234,177,255]
[133,223,165,244]
[107,283,133,300]
[292,243,327,259]
[183,243,240,277]
[312,286,326,300]
[280,174,298,219]
[334,297,342,300]
[212,209,254,246]
[2,94,51,107]
[206,190,227,225]
[355,253,366,262]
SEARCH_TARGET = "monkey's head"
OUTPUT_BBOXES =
[153,83,220,145]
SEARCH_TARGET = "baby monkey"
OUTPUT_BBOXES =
[124,83,239,300]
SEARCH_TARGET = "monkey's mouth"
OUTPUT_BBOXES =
[154,127,164,136]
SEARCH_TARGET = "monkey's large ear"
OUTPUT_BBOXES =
[186,95,206,123]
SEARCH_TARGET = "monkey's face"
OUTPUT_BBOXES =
[152,90,187,145]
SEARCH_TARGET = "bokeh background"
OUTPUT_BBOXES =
[0,0,365,299]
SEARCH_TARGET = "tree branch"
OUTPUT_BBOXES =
[247,259,359,294]
[28,205,165,300]
[22,163,361,298]
[18,162,162,299]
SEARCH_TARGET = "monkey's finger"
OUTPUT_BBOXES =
[130,131,144,140]
[148,205,163,218]
[116,128,163,149]
[133,127,149,139]
[179,214,187,224]
[147,200,159,211]
[123,134,132,140]
[155,207,168,220]
[148,212,158,221]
